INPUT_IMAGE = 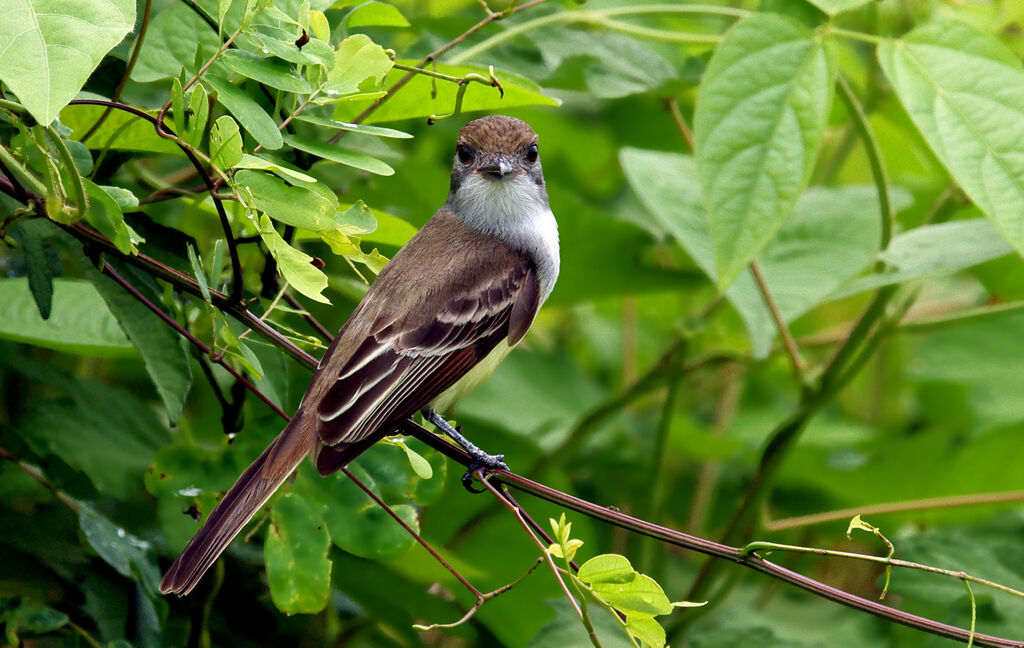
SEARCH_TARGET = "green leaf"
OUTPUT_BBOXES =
[694,14,837,288]
[295,114,412,138]
[834,219,1013,299]
[804,0,874,15]
[592,573,674,616]
[309,9,330,40]
[0,277,132,355]
[83,179,132,254]
[578,554,636,585]
[221,49,313,93]
[133,3,220,82]
[210,115,244,170]
[284,133,394,175]
[395,441,433,479]
[87,263,193,425]
[2,602,69,646]
[324,34,394,97]
[625,613,665,648]
[878,20,1024,258]
[527,599,635,648]
[185,83,210,147]
[78,501,162,597]
[345,1,410,28]
[333,61,559,124]
[256,213,331,303]
[264,493,332,614]
[235,154,317,183]
[236,169,336,230]
[13,218,57,320]
[99,185,139,212]
[527,28,676,99]
[621,149,893,357]
[0,0,136,124]
[205,64,284,150]
[59,104,183,154]
[293,464,418,559]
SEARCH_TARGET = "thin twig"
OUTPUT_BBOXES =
[666,96,694,151]
[766,491,1024,532]
[750,260,805,381]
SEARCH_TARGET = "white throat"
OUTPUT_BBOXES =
[448,174,560,303]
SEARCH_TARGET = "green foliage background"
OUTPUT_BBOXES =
[3,0,1024,646]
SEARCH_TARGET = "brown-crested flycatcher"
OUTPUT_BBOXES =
[160,115,559,595]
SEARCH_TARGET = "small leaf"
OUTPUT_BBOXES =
[345,1,410,28]
[206,64,284,150]
[805,0,874,14]
[236,170,336,230]
[99,185,139,211]
[187,243,212,303]
[221,49,313,93]
[235,154,317,183]
[694,13,837,288]
[324,34,393,96]
[625,613,665,648]
[295,114,413,138]
[83,179,132,254]
[210,115,244,170]
[397,442,433,479]
[256,213,331,303]
[264,493,332,614]
[591,573,674,616]
[284,133,394,175]
[309,10,330,41]
[578,554,636,585]
[3,602,69,646]
[185,83,210,147]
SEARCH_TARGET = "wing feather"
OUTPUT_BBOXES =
[314,258,538,449]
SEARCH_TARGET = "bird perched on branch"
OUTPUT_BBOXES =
[160,115,560,596]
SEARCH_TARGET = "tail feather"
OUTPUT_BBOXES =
[160,419,311,596]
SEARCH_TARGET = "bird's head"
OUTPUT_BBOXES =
[449,115,543,191]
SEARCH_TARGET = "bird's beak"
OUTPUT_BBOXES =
[480,156,517,179]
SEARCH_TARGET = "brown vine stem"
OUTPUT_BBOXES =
[328,0,549,144]
[398,422,1023,648]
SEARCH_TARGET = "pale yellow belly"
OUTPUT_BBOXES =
[430,340,513,413]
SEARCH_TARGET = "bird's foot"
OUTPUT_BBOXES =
[422,408,509,493]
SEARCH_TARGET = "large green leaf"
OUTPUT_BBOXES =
[878,20,1024,258]
[833,218,1013,299]
[0,278,132,355]
[694,13,837,288]
[324,34,394,96]
[264,493,332,614]
[86,264,193,426]
[11,356,170,497]
[0,0,136,124]
[621,149,894,357]
[332,61,559,124]
[221,49,313,93]
[255,213,331,303]
[284,133,394,175]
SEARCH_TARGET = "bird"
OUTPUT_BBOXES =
[159,114,559,596]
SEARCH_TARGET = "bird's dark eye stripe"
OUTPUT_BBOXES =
[525,144,538,163]
[456,144,473,164]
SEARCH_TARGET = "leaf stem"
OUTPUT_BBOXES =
[750,260,805,382]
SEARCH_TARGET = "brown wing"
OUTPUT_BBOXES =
[313,257,539,449]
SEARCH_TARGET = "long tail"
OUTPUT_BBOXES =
[159,417,313,596]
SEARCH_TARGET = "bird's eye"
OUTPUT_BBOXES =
[456,144,474,164]
[525,144,539,163]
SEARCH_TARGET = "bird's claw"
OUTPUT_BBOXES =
[460,453,508,494]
